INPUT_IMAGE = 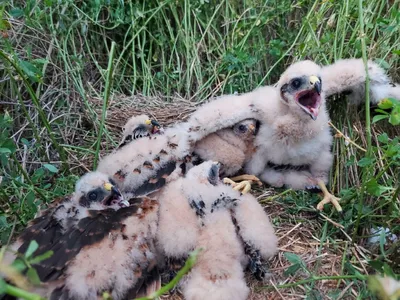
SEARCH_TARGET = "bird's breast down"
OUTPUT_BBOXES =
[258,129,332,166]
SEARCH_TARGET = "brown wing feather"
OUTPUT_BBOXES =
[17,197,72,255]
[130,160,177,197]
[28,204,142,282]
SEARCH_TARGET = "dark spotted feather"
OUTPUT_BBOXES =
[131,160,176,197]
[18,197,72,255]
[24,204,142,283]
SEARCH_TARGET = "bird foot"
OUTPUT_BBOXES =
[229,174,263,186]
[315,179,342,212]
[223,178,252,194]
[316,192,342,212]
[223,174,262,194]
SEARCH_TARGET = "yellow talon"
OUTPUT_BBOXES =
[316,179,342,212]
[223,174,261,194]
[229,174,263,186]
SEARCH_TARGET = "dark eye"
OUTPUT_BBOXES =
[238,125,246,132]
[291,79,301,89]
[88,192,98,201]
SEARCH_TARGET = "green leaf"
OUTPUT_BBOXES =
[29,250,53,264]
[357,157,375,167]
[366,179,391,196]
[0,148,11,154]
[0,278,6,294]
[18,59,42,82]
[0,139,17,153]
[0,215,8,227]
[284,252,303,265]
[375,59,390,70]
[25,240,39,258]
[378,98,394,109]
[284,263,301,276]
[27,267,41,285]
[9,8,24,18]
[382,263,397,278]
[389,107,400,126]
[393,49,400,56]
[43,163,59,173]
[0,278,7,295]
[378,133,389,144]
[372,114,389,124]
[369,260,384,273]
[11,259,27,272]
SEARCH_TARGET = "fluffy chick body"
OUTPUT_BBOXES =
[97,124,191,199]
[4,172,158,300]
[193,119,258,176]
[156,161,277,300]
[187,58,399,191]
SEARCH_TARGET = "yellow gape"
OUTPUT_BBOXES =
[104,182,113,191]
[144,119,152,125]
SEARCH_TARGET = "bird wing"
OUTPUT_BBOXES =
[97,125,192,198]
[320,58,397,105]
[186,87,273,144]
[17,196,72,256]
[26,204,142,282]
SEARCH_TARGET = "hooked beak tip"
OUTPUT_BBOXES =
[314,81,322,95]
[151,120,160,127]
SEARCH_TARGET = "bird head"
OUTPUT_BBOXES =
[232,119,259,140]
[122,114,164,139]
[277,61,323,121]
[144,118,162,135]
[74,171,129,209]
[185,161,222,187]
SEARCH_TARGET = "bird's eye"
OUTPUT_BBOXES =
[238,124,247,132]
[88,192,98,201]
[291,79,301,89]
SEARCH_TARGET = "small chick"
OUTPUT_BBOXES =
[117,114,163,150]
[194,119,259,177]
[156,161,278,300]
[193,119,263,194]
[3,172,159,300]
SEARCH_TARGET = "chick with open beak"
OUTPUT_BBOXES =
[145,119,163,135]
[103,181,130,207]
[280,75,323,121]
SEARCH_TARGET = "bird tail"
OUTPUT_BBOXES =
[321,58,399,105]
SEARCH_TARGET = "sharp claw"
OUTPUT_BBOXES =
[224,177,254,194]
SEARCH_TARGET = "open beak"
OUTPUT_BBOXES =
[103,182,129,207]
[150,120,162,134]
[295,76,322,121]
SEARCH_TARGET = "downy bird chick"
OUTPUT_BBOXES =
[3,172,160,300]
[156,161,278,300]
[186,58,399,211]
[117,114,163,150]
[193,119,262,192]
